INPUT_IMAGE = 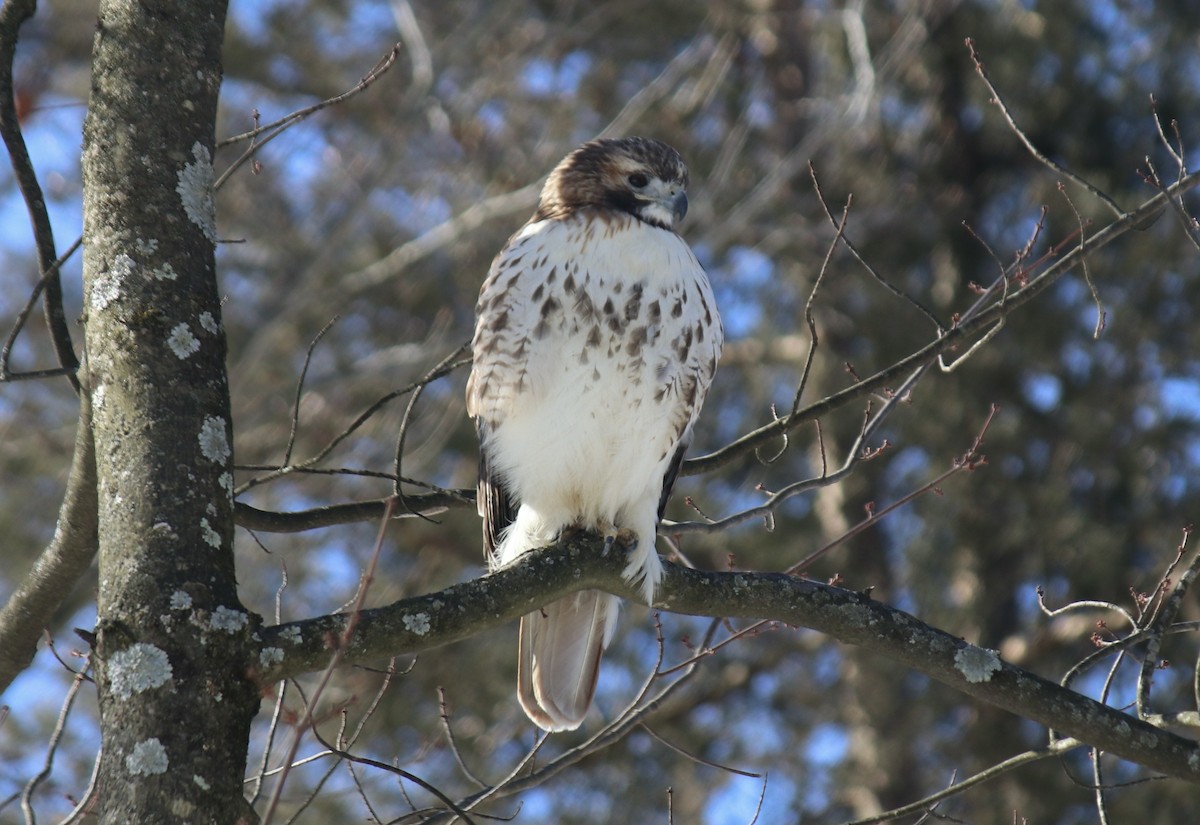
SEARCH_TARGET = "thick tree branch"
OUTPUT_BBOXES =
[254,534,1200,785]
[0,395,98,692]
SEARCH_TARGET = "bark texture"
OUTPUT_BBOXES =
[81,2,257,822]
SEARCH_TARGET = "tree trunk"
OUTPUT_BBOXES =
[81,2,257,822]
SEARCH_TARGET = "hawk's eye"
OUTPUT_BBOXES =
[627,172,649,189]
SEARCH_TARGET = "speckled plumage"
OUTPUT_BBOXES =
[467,138,722,731]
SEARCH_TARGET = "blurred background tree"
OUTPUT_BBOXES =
[3,0,1199,822]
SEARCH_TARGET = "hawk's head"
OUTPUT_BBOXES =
[535,137,690,231]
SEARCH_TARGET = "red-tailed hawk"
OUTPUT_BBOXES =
[467,137,722,731]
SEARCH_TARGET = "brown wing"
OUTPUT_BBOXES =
[476,420,517,560]
[656,441,688,521]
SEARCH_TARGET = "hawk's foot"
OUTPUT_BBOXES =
[557,525,585,544]
[614,527,639,550]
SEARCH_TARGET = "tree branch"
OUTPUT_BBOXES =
[0,0,80,390]
[0,393,97,693]
[233,491,470,533]
[253,533,1200,785]
[683,170,1200,476]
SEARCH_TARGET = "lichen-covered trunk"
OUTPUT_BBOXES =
[81,2,258,823]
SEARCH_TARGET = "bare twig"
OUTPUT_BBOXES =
[308,724,478,825]
[394,345,470,501]
[639,724,762,778]
[843,738,1085,825]
[236,346,470,495]
[214,43,404,189]
[0,0,79,391]
[1,237,82,384]
[56,746,101,825]
[1148,94,1199,248]
[966,37,1124,219]
[21,656,90,824]
[439,687,488,789]
[810,162,942,331]
[259,498,395,825]
[1056,183,1106,338]
[283,317,340,466]
[1138,529,1200,720]
[233,489,470,533]
[789,187,849,419]
[684,171,1200,477]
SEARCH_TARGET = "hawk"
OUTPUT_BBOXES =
[466,137,722,731]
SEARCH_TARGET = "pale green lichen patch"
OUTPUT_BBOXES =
[176,142,217,242]
[954,645,1002,683]
[200,517,221,548]
[126,738,169,776]
[198,417,230,463]
[210,606,248,633]
[167,323,200,359]
[92,252,135,310]
[109,643,173,699]
[403,612,431,635]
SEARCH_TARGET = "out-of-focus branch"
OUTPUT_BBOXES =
[233,490,470,532]
[252,533,1200,785]
[845,738,1088,825]
[0,394,97,693]
[341,181,542,294]
[0,0,79,390]
[215,41,404,189]
[684,170,1200,477]
[967,37,1124,218]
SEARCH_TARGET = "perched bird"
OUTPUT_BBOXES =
[466,137,722,731]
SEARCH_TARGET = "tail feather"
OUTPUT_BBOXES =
[518,590,618,731]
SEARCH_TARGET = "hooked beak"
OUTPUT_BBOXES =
[671,190,689,224]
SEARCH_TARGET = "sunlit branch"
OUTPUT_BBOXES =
[251,533,1200,785]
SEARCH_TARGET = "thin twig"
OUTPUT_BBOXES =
[215,43,403,190]
[248,564,292,807]
[56,746,101,825]
[283,316,340,466]
[0,237,82,384]
[1138,529,1199,720]
[841,739,1085,825]
[789,188,849,420]
[1056,183,1105,337]
[308,724,478,825]
[21,656,90,824]
[259,498,396,825]
[237,348,470,495]
[966,37,1124,219]
[810,162,942,331]
[439,687,488,789]
[639,724,762,778]
[0,0,79,391]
